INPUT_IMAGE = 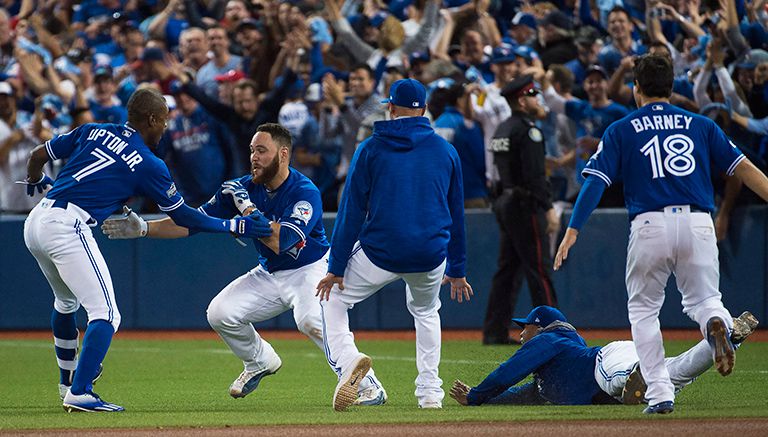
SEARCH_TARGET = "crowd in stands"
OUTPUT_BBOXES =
[0,0,766,239]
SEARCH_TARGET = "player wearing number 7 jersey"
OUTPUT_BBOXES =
[553,54,768,415]
[21,88,272,413]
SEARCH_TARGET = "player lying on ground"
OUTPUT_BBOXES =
[449,306,759,407]
[101,124,386,404]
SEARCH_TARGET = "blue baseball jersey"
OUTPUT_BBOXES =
[583,102,745,218]
[200,168,329,273]
[45,123,185,223]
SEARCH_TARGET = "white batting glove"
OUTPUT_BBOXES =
[221,180,256,215]
[101,206,148,239]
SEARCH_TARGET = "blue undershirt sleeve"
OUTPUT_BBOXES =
[166,203,233,234]
[567,176,607,231]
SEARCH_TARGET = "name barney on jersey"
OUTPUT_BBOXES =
[86,128,143,171]
[630,113,693,133]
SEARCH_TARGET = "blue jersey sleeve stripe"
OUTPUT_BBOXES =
[45,140,56,160]
[197,206,208,215]
[159,198,185,212]
[726,154,746,176]
[581,168,612,186]
[279,221,306,242]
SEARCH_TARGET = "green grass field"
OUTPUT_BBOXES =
[1,336,766,430]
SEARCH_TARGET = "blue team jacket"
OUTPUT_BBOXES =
[328,116,467,278]
[467,324,604,405]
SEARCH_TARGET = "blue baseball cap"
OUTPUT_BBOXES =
[409,51,431,65]
[381,78,426,108]
[514,46,537,62]
[367,11,389,28]
[511,12,537,30]
[491,44,517,64]
[511,306,568,328]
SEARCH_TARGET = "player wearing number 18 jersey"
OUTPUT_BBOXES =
[553,54,768,414]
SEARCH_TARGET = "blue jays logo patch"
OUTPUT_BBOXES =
[166,183,177,198]
[290,201,313,225]
[286,239,307,259]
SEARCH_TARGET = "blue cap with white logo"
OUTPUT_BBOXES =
[511,306,568,328]
[381,78,427,109]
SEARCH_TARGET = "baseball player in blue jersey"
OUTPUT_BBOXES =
[315,79,473,411]
[21,88,272,413]
[448,306,759,407]
[553,54,768,414]
[101,123,386,404]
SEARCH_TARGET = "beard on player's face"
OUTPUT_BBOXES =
[251,152,280,184]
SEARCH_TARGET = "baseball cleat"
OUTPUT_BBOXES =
[621,363,647,405]
[229,358,282,399]
[354,385,388,406]
[731,311,759,345]
[418,399,443,409]
[62,390,124,413]
[643,400,674,415]
[333,354,372,411]
[58,363,104,400]
[707,317,735,376]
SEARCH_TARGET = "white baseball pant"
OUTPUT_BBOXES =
[320,244,446,404]
[595,340,714,400]
[625,205,732,405]
[206,254,381,391]
[24,199,121,331]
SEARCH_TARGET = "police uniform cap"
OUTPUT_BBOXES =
[501,74,539,99]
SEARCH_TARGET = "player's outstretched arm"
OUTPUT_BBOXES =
[734,158,768,202]
[102,206,190,239]
[554,228,579,271]
[553,175,607,270]
[449,380,471,406]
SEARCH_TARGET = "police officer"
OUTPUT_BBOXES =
[482,75,560,345]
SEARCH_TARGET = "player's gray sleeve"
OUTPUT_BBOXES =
[692,69,713,109]
[401,0,439,55]
[543,86,567,115]
[746,117,768,135]
[331,17,374,64]
[714,67,753,117]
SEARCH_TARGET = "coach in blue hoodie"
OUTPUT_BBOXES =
[316,78,473,412]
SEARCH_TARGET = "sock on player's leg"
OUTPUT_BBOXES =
[70,320,114,395]
[51,310,79,385]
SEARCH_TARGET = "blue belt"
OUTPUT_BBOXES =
[654,206,709,213]
[51,199,69,209]
[48,198,97,225]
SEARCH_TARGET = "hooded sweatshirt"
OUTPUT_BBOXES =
[328,116,467,277]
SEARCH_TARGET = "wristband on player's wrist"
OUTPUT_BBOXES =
[238,202,257,215]
[139,219,148,237]
[27,173,47,184]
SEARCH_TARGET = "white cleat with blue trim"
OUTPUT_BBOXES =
[62,390,124,412]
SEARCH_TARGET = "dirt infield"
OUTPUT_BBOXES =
[1,329,767,342]
[4,419,768,437]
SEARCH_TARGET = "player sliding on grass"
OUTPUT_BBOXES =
[102,123,387,405]
[449,306,759,408]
